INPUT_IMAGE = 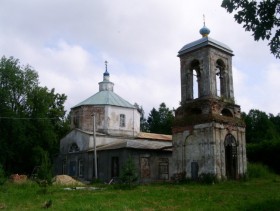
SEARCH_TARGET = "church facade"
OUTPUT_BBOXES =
[171,24,247,180]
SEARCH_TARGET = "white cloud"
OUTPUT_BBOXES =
[0,0,279,117]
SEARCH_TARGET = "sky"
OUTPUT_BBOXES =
[0,0,279,117]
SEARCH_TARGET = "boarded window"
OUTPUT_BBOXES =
[120,114,126,127]
[159,158,169,180]
[191,161,199,180]
[111,157,119,177]
[69,161,76,176]
[62,159,67,175]
[78,160,84,177]
[140,157,150,178]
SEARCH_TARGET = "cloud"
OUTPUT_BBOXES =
[0,0,279,117]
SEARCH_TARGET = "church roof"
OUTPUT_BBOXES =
[95,139,172,151]
[72,90,135,109]
[178,36,233,56]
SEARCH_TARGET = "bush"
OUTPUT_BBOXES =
[0,164,6,186]
[36,151,53,184]
[198,173,217,184]
[120,156,138,189]
[247,163,274,179]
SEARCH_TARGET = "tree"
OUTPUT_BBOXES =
[147,103,174,135]
[243,109,280,173]
[221,0,280,58]
[120,156,138,189]
[0,56,69,174]
[134,103,149,132]
[243,109,279,143]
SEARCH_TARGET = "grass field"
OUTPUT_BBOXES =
[0,165,280,210]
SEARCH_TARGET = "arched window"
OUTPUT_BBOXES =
[221,108,233,117]
[216,59,225,97]
[190,60,201,99]
[69,143,80,153]
[120,114,126,127]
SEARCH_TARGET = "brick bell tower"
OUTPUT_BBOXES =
[172,22,247,180]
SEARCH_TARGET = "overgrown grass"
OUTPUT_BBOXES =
[0,165,280,210]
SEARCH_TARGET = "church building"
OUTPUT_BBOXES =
[172,23,247,180]
[55,63,172,183]
[55,22,247,182]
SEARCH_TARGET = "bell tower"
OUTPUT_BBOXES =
[172,23,247,180]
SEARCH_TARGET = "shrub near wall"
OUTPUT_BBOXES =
[247,140,280,174]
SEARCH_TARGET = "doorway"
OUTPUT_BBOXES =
[224,134,238,179]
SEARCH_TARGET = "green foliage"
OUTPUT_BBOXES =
[120,156,138,189]
[0,164,6,186]
[198,173,218,184]
[147,102,174,134]
[242,109,280,173]
[247,140,280,174]
[247,163,274,179]
[243,109,279,143]
[221,0,280,58]
[0,56,69,175]
[36,150,53,185]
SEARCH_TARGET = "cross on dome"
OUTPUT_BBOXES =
[104,60,109,76]
[199,14,210,37]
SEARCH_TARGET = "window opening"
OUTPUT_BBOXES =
[111,157,119,178]
[216,67,221,97]
[62,160,67,174]
[190,60,201,99]
[78,160,84,177]
[216,59,225,97]
[221,108,233,117]
[191,161,199,180]
[69,161,76,176]
[159,158,169,180]
[120,114,126,127]
[193,72,199,99]
[69,143,80,153]
[140,157,150,178]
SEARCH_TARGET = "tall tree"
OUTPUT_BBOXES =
[0,56,69,174]
[243,109,280,173]
[221,0,280,58]
[147,103,174,135]
[243,109,279,143]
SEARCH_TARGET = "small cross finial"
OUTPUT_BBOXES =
[105,60,108,72]
[203,14,205,26]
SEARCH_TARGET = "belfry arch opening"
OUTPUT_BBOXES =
[221,108,233,117]
[190,60,201,99]
[215,59,225,97]
[224,134,238,179]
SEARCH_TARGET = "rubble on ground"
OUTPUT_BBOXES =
[52,175,84,186]
[10,174,27,183]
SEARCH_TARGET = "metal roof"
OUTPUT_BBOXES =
[137,132,172,141]
[178,36,233,56]
[72,90,135,109]
[94,139,172,151]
